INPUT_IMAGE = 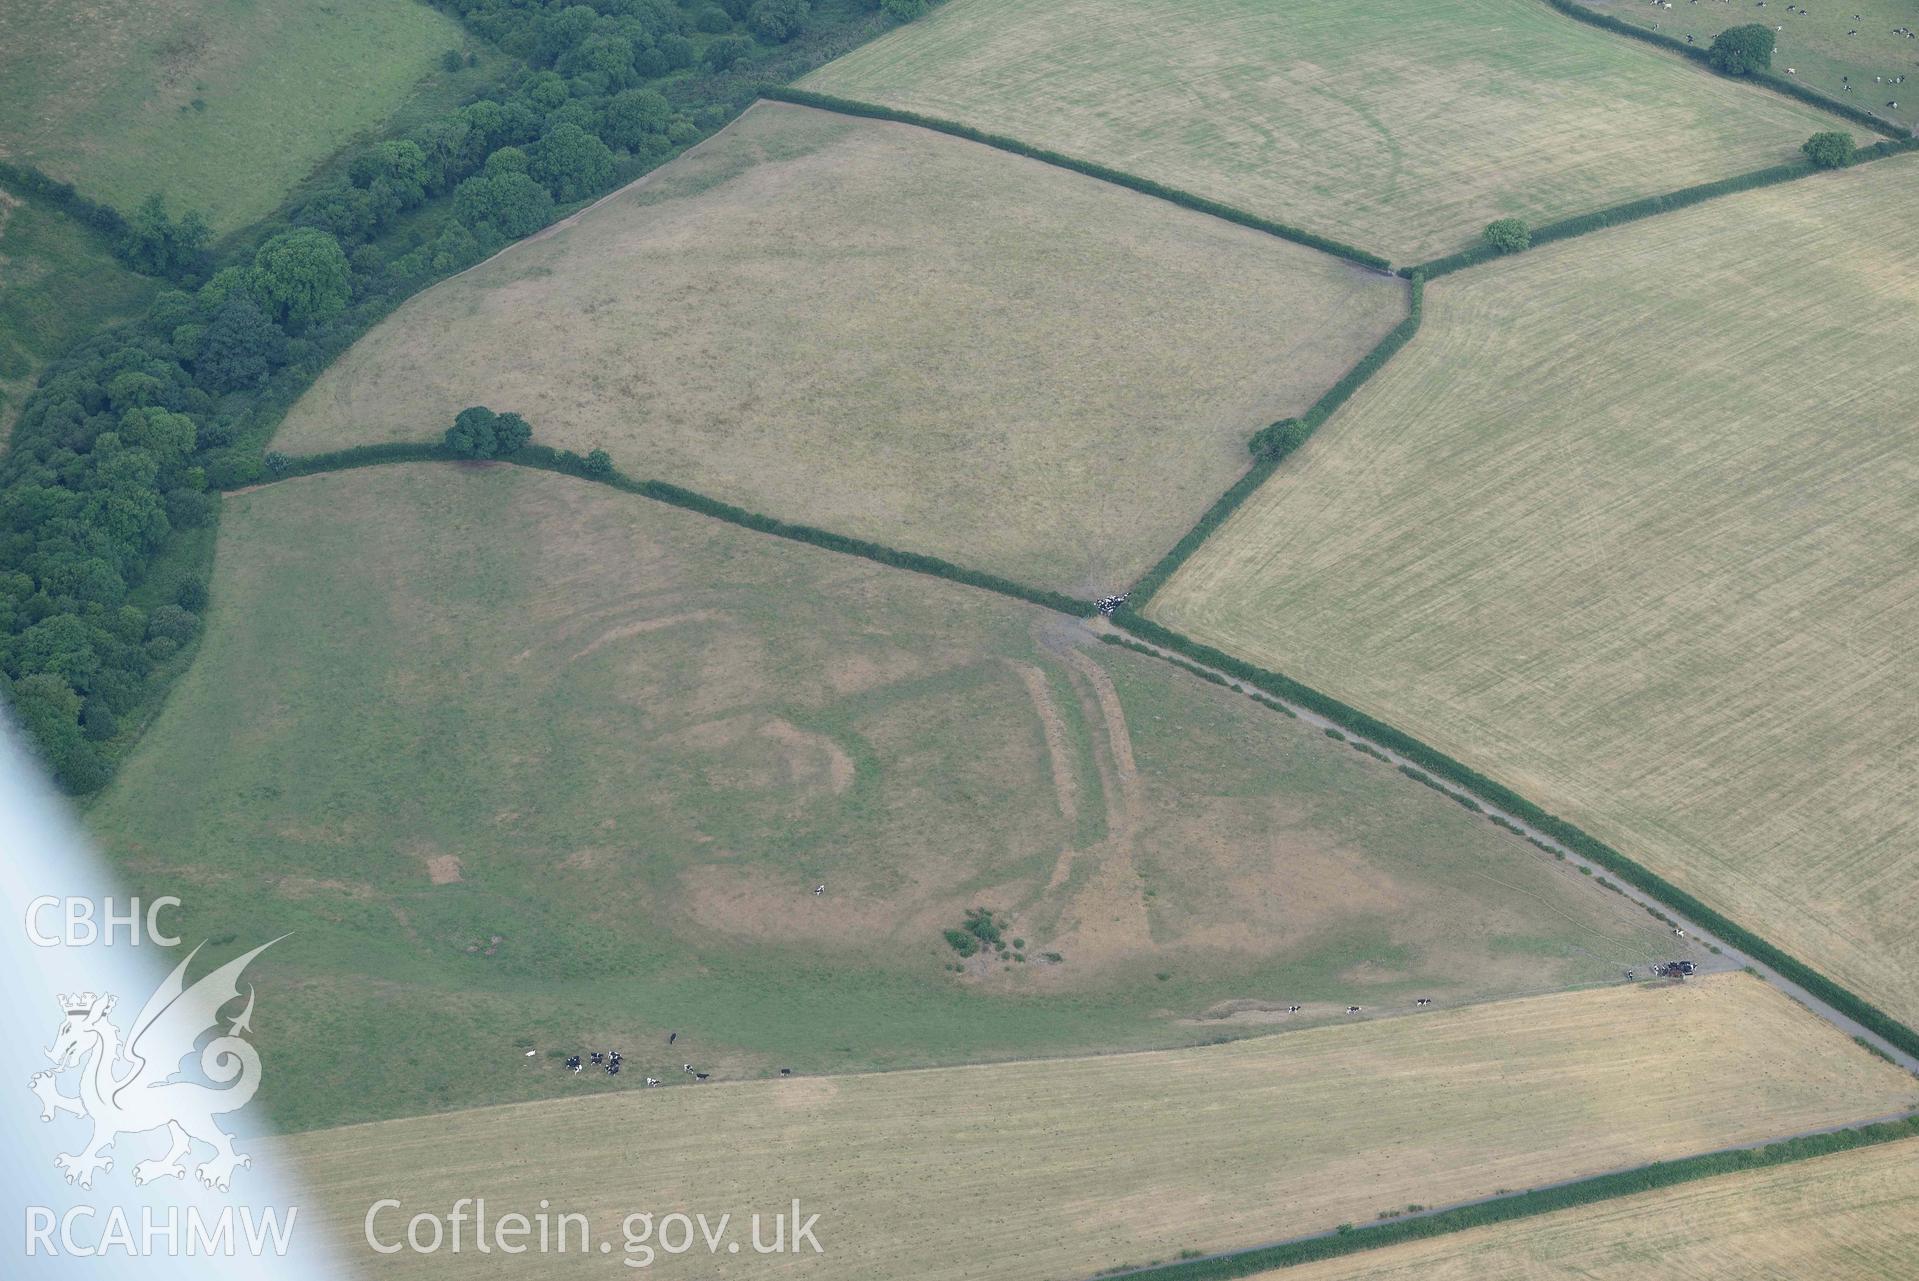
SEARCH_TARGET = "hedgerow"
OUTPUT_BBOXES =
[1112,615,1919,1062]
[1538,0,1913,139]
[761,87,1393,270]
[1126,275,1424,609]
[1412,161,1815,278]
[1107,1115,1919,1280]
[228,448,1096,619]
[0,161,129,241]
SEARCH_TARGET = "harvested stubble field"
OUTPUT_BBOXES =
[269,101,1406,595]
[0,0,478,230]
[282,974,1918,1280]
[1276,1136,1919,1281]
[799,0,1852,262]
[1584,0,1919,133]
[86,463,1679,1129]
[1153,159,1919,1030]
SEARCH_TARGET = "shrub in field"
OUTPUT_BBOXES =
[1483,217,1531,254]
[1707,24,1775,76]
[1802,131,1855,168]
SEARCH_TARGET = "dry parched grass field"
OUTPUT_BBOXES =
[800,0,1852,262]
[1276,1137,1919,1281]
[1153,159,1919,1031]
[87,464,1684,1129]
[284,975,1918,1280]
[0,0,475,231]
[270,102,1406,595]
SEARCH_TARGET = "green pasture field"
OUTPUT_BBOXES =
[268,102,1406,597]
[800,0,1855,263]
[84,463,1680,1129]
[0,0,484,232]
[1153,158,1919,1031]
[1584,0,1919,133]
[0,184,159,441]
[1277,1136,1919,1281]
[283,975,1917,1280]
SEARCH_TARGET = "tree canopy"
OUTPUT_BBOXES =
[1483,217,1531,254]
[1801,131,1855,169]
[249,229,352,333]
[1707,24,1776,75]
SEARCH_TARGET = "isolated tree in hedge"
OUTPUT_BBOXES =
[248,228,351,333]
[1707,24,1775,75]
[1801,131,1855,169]
[748,0,810,42]
[445,406,534,458]
[1483,217,1531,254]
[584,448,614,477]
[877,0,928,19]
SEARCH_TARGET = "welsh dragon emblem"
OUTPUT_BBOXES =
[29,938,282,1192]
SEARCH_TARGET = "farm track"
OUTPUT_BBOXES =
[1091,619,1919,1078]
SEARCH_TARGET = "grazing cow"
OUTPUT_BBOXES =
[694,1072,710,1081]
[780,1067,793,1077]
[668,1031,677,1045]
[606,1062,621,1076]
[814,884,826,896]
[590,1052,605,1065]
[683,1063,695,1073]
[566,1056,583,1073]
[645,1077,661,1087]
[1415,998,1433,1007]
[1287,1004,1302,1014]
[1346,1005,1362,1014]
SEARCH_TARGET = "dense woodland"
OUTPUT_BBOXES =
[0,0,926,792]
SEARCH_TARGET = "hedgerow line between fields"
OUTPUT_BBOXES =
[1091,1115,1919,1281]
